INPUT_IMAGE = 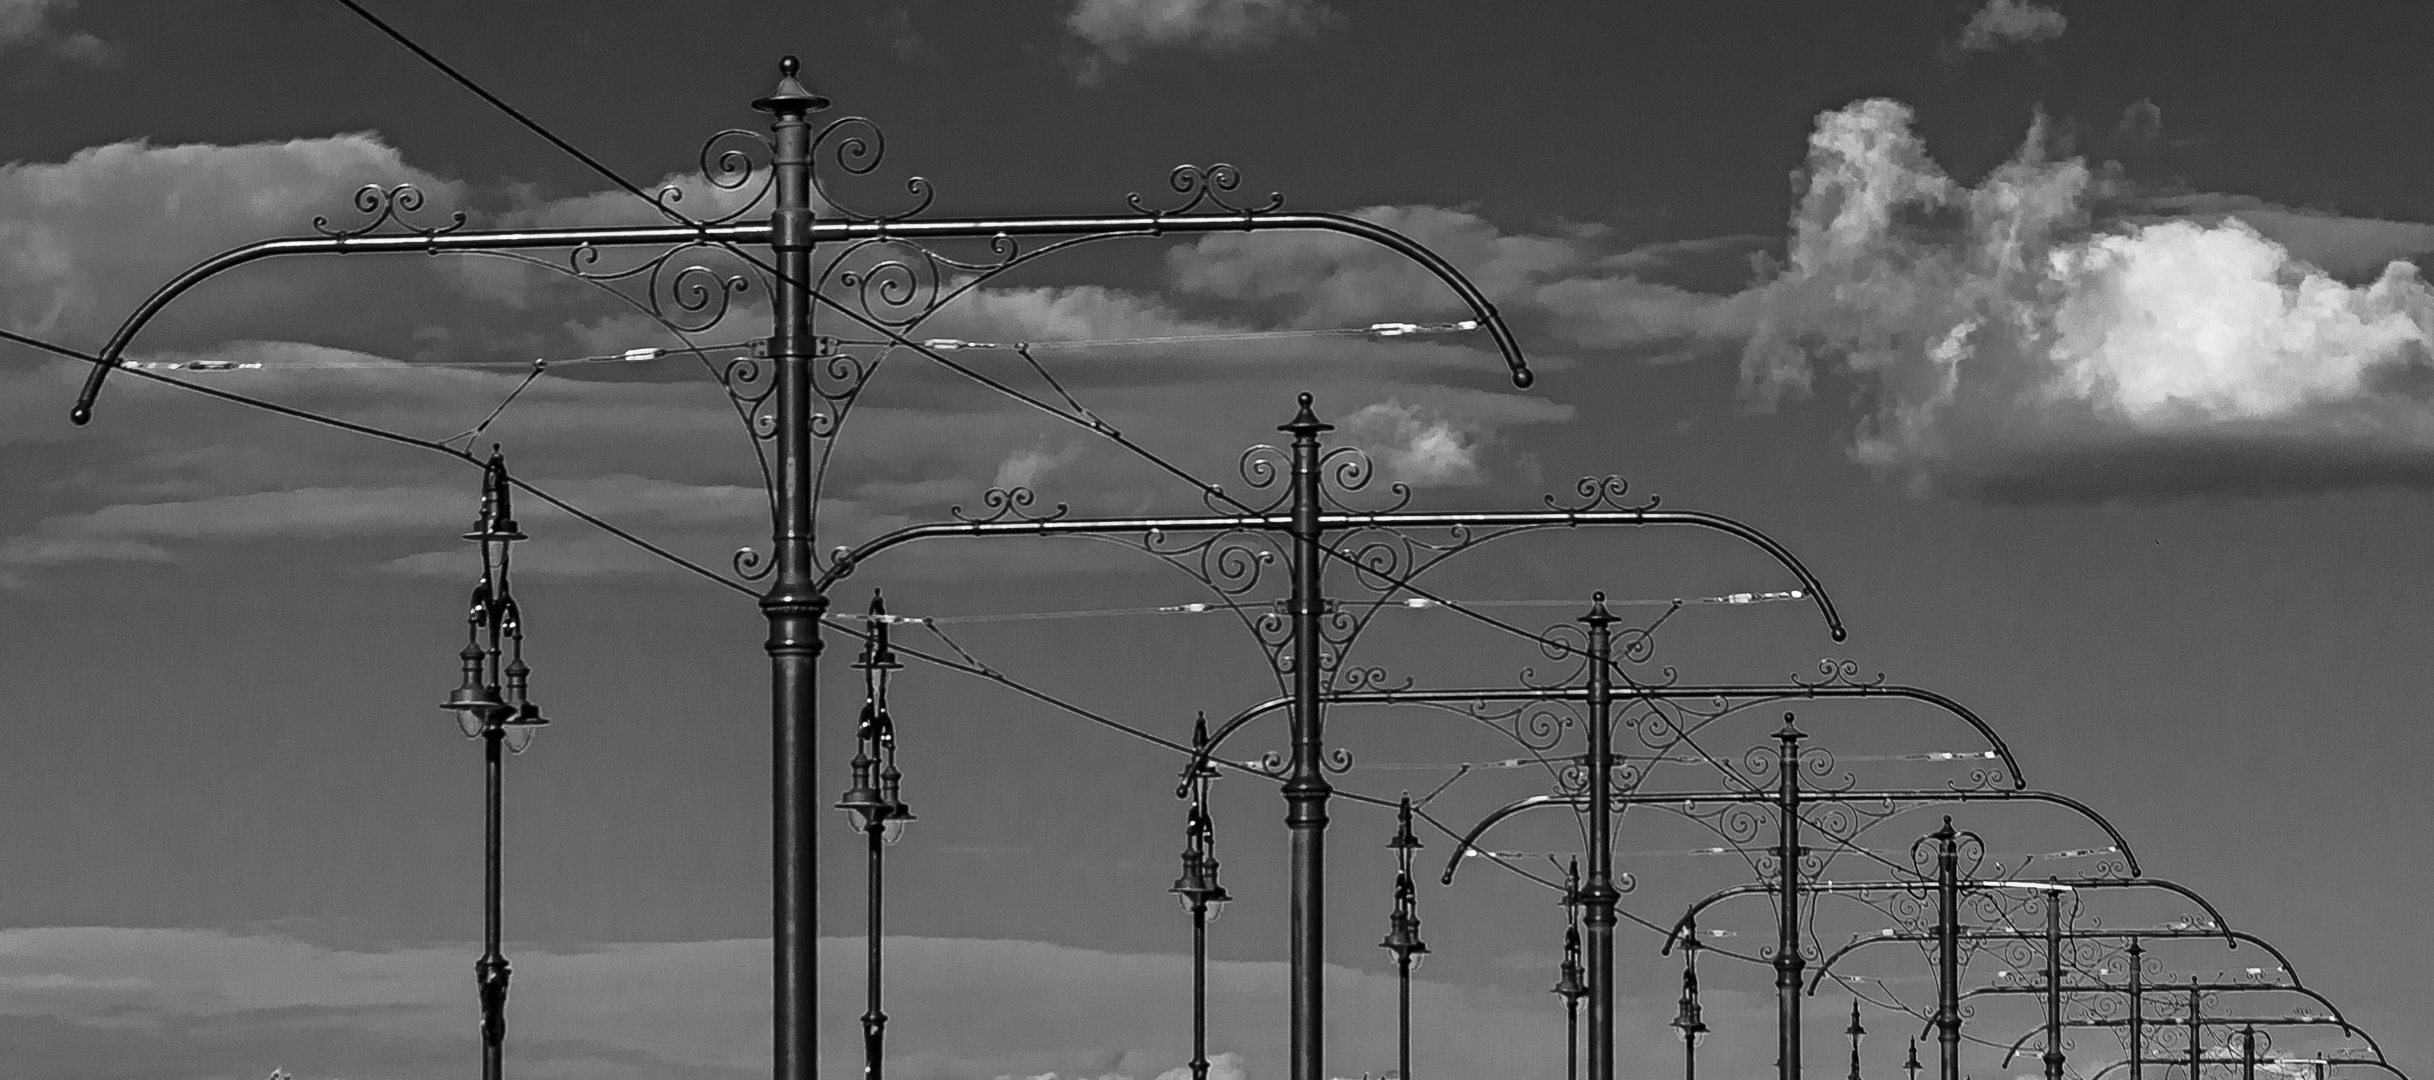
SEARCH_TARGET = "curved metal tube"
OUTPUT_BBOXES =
[1996,1009,2364,1071]
[821,507,1845,638]
[71,210,1533,424]
[2086,1057,2409,1080]
[1810,927,2292,996]
[1444,787,2141,890]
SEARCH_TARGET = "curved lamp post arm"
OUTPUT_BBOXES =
[1446,787,2137,891]
[2086,1058,2411,1080]
[1997,1015,2368,1071]
[817,508,1844,639]
[1325,682,2022,789]
[1811,928,2291,996]
[72,211,1534,424]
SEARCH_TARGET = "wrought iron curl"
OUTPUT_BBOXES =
[664,128,778,226]
[311,183,468,239]
[1323,747,1356,774]
[950,486,1072,524]
[1338,664,1413,694]
[1127,163,1285,219]
[1795,658,1889,690]
[1316,445,1414,514]
[1521,622,1590,689]
[809,115,937,224]
[1545,474,1660,513]
[734,546,774,582]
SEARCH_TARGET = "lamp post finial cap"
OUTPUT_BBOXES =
[754,55,830,115]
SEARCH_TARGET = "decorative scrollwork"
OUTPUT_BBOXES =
[1127,163,1284,219]
[950,486,1072,524]
[661,128,777,226]
[1235,444,1291,513]
[312,183,469,240]
[1795,658,1889,690]
[733,546,773,582]
[1317,445,1413,514]
[1546,475,1661,513]
[810,116,937,224]
[1338,665,1413,693]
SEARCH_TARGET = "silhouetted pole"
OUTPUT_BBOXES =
[1583,597,1621,1080]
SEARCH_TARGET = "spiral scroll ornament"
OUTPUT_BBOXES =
[1546,474,1661,513]
[1127,164,1285,219]
[312,183,469,240]
[950,486,1072,525]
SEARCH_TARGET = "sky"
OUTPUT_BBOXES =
[4,0,2433,1078]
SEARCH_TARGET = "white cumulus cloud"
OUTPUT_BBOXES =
[1739,99,2434,503]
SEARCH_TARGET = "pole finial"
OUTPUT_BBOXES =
[754,54,829,115]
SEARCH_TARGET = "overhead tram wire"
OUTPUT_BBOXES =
[17,346,1582,917]
[321,0,1816,691]
[315,3,1861,916]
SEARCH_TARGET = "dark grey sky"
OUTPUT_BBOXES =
[3,2,2431,1078]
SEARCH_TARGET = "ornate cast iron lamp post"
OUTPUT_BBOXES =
[1671,928,1708,1080]
[440,449,550,1080]
[1380,795,1428,1080]
[1173,715,1231,1080]
[839,591,913,1080]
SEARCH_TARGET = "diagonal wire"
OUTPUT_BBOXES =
[5,327,754,599]
[328,0,1728,689]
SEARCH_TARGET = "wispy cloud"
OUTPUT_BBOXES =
[0,0,116,67]
[1065,0,1339,85]
[1941,0,2066,61]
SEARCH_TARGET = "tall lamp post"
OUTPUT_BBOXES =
[1671,929,1709,1080]
[839,591,914,1080]
[440,449,550,1080]
[1173,715,1231,1080]
[1381,794,1429,1080]
[1555,859,1589,1080]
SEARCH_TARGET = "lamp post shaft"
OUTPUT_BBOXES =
[2128,940,2144,1080]
[1776,721,1806,1080]
[1935,821,1961,1080]
[2187,981,2201,1080]
[1191,903,1210,1080]
[1567,996,1580,1080]
[864,825,887,1080]
[1397,954,1412,1080]
[1582,599,1619,1080]
[1283,396,1333,1080]
[479,716,508,1080]
[757,60,829,1080]
[2044,889,2065,1080]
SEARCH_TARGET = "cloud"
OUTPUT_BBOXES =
[1737,99,2434,503]
[1065,0,1339,85]
[1942,0,2066,59]
[0,135,459,348]
[0,0,114,66]
[1339,400,1486,487]
[0,927,1804,1080]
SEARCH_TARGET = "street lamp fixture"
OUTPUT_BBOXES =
[439,448,549,1080]
[1380,794,1428,1080]
[1672,928,1710,1080]
[1554,859,1589,1080]
[1174,715,1231,1080]
[840,591,913,1080]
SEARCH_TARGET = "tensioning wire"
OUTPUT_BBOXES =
[1342,750,2001,771]
[116,321,1478,373]
[1460,844,2118,861]
[864,589,1808,626]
